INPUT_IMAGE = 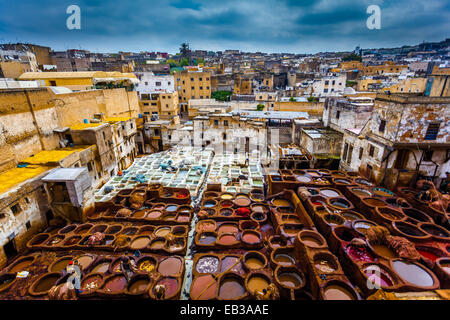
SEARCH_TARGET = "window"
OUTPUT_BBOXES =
[224,120,229,127]
[26,221,31,230]
[369,145,376,157]
[145,82,148,86]
[324,89,328,93]
[87,162,93,172]
[359,148,364,160]
[223,133,227,140]
[425,123,440,140]
[347,145,353,165]
[155,82,161,86]
[199,86,203,90]
[199,78,202,81]
[214,120,219,126]
[325,80,329,85]
[102,132,106,140]
[336,111,340,119]
[395,149,408,169]
[11,204,21,215]
[343,143,349,161]
[190,78,194,81]
[379,120,386,133]
[424,150,434,162]
[25,197,30,204]
[50,80,56,86]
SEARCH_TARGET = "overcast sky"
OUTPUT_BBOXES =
[0,0,449,54]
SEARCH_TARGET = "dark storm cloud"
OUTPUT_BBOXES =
[0,0,448,53]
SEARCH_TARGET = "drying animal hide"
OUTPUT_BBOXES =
[116,208,132,217]
[130,192,146,209]
[87,232,105,246]
[48,283,77,300]
[366,226,390,244]
[298,187,312,201]
[386,236,421,261]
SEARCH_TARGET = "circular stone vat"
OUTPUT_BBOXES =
[219,200,233,208]
[152,277,179,299]
[73,224,92,234]
[89,225,107,234]
[81,273,103,293]
[363,264,395,288]
[28,233,49,246]
[271,198,292,207]
[373,187,394,197]
[221,256,242,273]
[132,210,148,219]
[203,200,217,208]
[376,207,405,221]
[334,178,351,185]
[196,256,219,274]
[240,220,259,231]
[220,193,234,200]
[323,213,345,226]
[219,208,233,217]
[392,221,429,239]
[419,223,450,240]
[197,232,217,245]
[9,256,36,273]
[351,188,372,197]
[158,257,183,276]
[127,276,150,295]
[48,256,72,273]
[368,242,397,259]
[217,233,238,246]
[352,220,378,236]
[196,220,216,233]
[165,205,178,212]
[276,268,304,289]
[149,237,165,250]
[341,211,364,222]
[91,260,112,274]
[102,274,127,293]
[298,230,327,248]
[130,236,151,250]
[137,257,157,273]
[105,225,122,234]
[333,226,360,243]
[319,189,340,198]
[362,197,387,207]
[121,227,138,235]
[233,195,251,207]
[250,211,267,223]
[218,274,246,300]
[243,251,267,270]
[62,235,81,247]
[146,210,163,219]
[323,281,358,300]
[415,246,446,262]
[75,254,94,271]
[272,252,295,267]
[0,273,16,292]
[403,208,433,223]
[392,260,436,288]
[328,198,352,209]
[268,235,287,249]
[313,252,339,273]
[241,230,261,245]
[217,223,238,234]
[29,273,60,296]
[46,235,64,246]
[154,227,171,237]
[59,225,76,234]
[190,275,217,300]
[355,178,373,186]
[246,273,271,295]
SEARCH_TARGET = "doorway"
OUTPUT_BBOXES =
[3,239,18,259]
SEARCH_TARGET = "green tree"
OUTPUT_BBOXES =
[180,58,189,67]
[289,96,296,102]
[256,104,265,111]
[179,42,191,64]
[342,53,362,62]
[166,59,179,68]
[211,91,232,101]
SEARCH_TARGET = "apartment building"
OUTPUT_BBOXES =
[135,72,175,93]
[174,70,212,111]
[140,91,179,120]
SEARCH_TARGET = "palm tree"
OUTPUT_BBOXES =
[179,42,190,64]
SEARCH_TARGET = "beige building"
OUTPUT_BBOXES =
[140,91,179,120]
[174,70,212,111]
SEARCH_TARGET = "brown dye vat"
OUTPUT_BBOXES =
[351,188,372,197]
[275,267,305,290]
[0,274,16,292]
[233,195,251,207]
[298,230,327,248]
[49,256,72,272]
[92,261,112,274]
[369,243,397,259]
[419,223,450,240]
[327,198,352,210]
[28,233,49,246]
[392,260,436,288]
[90,225,107,234]
[280,224,303,237]
[415,246,446,262]
[218,223,239,234]
[272,198,292,207]
[153,277,179,299]
[341,211,364,222]
[127,276,150,295]
[152,203,166,211]
[392,221,429,240]
[313,253,339,273]
[150,238,166,249]
[122,227,139,235]
[204,191,220,199]
[333,226,360,242]
[177,213,190,223]
[281,214,301,224]
[158,257,182,276]
[219,208,234,217]
[74,224,93,234]
[172,226,187,236]
[203,200,217,208]
[62,235,81,246]
[59,225,76,234]
[251,211,267,223]
[29,273,60,295]
[218,274,246,300]
[403,208,433,223]
[242,231,261,245]
[103,274,127,293]
[333,178,352,185]
[355,178,373,186]
[239,220,259,231]
[221,256,242,273]
[154,227,171,237]
[196,220,217,233]
[362,197,387,207]
[250,190,264,202]
[130,236,151,250]
[168,237,185,252]
[246,273,271,295]
[137,257,157,273]
[251,204,269,214]
[133,210,148,219]
[198,232,217,245]
[273,253,295,267]
[105,225,122,234]
[191,275,217,300]
[352,220,378,236]
[46,235,64,246]
[436,258,450,276]
[268,236,287,250]
[376,207,405,222]
[196,256,220,273]
[81,274,103,292]
[146,210,163,219]
[217,233,238,246]
[76,255,94,270]
[243,251,267,270]
[323,282,358,300]
[323,214,345,226]
[139,226,154,236]
[9,256,35,272]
